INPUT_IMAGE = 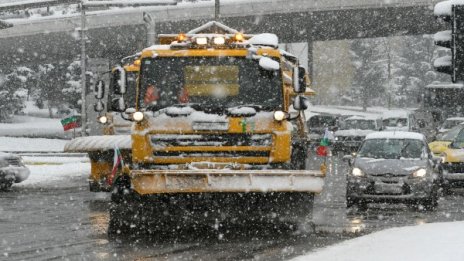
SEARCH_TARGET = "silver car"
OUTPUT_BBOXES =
[0,152,30,190]
[345,131,440,210]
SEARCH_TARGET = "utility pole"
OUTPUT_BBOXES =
[215,0,220,21]
[78,0,177,137]
[80,1,87,137]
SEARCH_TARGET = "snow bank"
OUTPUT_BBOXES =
[292,221,464,261]
[0,115,72,139]
[0,137,68,152]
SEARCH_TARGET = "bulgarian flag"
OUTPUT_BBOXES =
[60,115,80,131]
[108,146,124,185]
[316,128,331,157]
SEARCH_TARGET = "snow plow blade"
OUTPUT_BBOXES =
[63,135,132,153]
[131,169,325,195]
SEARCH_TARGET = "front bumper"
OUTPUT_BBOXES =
[130,169,325,195]
[441,163,464,184]
[347,175,434,202]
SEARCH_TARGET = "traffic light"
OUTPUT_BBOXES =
[434,2,464,82]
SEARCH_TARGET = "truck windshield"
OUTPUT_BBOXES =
[138,57,282,111]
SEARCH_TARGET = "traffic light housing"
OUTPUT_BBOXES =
[434,3,464,82]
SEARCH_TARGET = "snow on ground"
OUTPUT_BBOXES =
[18,156,90,187]
[292,221,464,261]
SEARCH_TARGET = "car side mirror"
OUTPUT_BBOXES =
[111,97,126,112]
[94,80,105,100]
[293,95,309,111]
[343,154,355,166]
[112,66,126,95]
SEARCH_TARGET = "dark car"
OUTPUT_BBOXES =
[345,131,440,210]
[0,152,30,190]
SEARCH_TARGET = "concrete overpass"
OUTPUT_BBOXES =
[0,0,444,70]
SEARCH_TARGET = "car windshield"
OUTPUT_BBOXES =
[383,117,408,127]
[358,138,424,159]
[341,119,376,130]
[439,125,463,141]
[309,116,337,128]
[450,129,464,149]
[442,120,464,129]
[138,57,282,111]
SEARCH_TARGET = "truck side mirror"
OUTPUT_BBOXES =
[112,66,126,95]
[292,66,306,93]
[111,97,126,112]
[94,80,105,100]
[293,95,309,111]
[94,100,105,112]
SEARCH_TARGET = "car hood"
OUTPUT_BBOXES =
[428,141,451,155]
[354,157,427,175]
[443,148,464,163]
[335,129,375,137]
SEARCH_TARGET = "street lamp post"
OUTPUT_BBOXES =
[143,12,155,46]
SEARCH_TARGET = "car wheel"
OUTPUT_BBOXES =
[418,188,439,211]
[0,181,13,191]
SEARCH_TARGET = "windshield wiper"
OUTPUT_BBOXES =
[399,142,411,159]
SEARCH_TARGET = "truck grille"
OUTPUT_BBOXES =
[151,134,272,148]
[150,133,272,159]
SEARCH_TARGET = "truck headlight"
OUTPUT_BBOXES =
[351,167,364,177]
[412,168,427,178]
[273,111,285,121]
[133,111,144,122]
[98,116,108,124]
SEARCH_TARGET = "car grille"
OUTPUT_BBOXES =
[369,173,408,183]
[442,163,464,173]
[5,157,21,166]
[150,133,272,158]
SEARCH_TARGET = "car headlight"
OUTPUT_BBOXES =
[412,168,427,178]
[98,116,108,124]
[133,111,144,122]
[351,167,365,177]
[441,154,447,164]
[273,111,286,121]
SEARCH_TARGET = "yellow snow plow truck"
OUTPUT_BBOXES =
[70,21,325,234]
